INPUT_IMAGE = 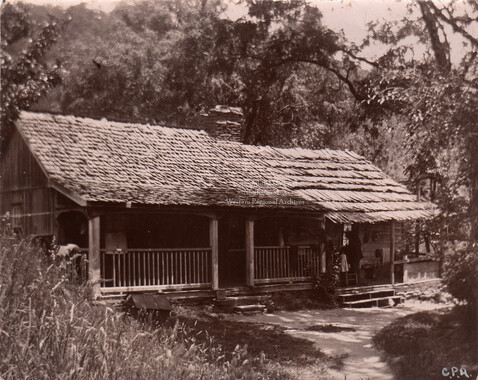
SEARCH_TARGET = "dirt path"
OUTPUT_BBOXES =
[227,301,451,380]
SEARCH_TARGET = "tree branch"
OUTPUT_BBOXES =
[339,49,380,68]
[425,1,478,49]
[253,56,366,101]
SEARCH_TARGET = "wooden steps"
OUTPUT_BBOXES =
[339,289,395,302]
[337,283,394,294]
[342,295,403,308]
[338,285,404,308]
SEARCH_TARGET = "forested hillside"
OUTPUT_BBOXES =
[1,0,477,246]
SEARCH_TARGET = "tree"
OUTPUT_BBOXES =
[1,3,62,145]
[16,1,373,150]
[361,0,477,244]
[45,3,172,123]
[156,0,383,148]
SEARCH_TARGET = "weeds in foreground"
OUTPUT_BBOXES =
[0,218,276,379]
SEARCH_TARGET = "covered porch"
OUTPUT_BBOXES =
[76,209,331,297]
[63,207,438,299]
[61,214,439,299]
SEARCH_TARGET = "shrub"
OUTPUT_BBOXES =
[374,308,477,380]
[313,246,340,305]
[442,242,478,311]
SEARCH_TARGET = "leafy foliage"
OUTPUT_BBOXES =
[442,243,478,308]
[18,0,367,146]
[33,1,229,125]
[360,1,478,244]
[358,1,477,306]
[0,3,62,145]
[199,1,368,145]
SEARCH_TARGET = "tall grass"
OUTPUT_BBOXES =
[0,216,271,379]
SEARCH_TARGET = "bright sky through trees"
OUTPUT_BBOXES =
[7,0,473,65]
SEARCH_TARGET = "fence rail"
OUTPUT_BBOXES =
[254,246,319,283]
[74,245,318,290]
[100,248,212,289]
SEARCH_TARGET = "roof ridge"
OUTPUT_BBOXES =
[268,145,368,160]
[19,110,210,138]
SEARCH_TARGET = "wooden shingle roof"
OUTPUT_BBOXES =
[15,111,437,223]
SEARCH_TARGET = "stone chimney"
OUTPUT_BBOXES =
[200,105,244,143]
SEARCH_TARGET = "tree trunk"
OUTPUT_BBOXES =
[418,1,451,73]
[469,132,478,242]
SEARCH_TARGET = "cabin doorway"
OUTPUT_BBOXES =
[218,214,246,287]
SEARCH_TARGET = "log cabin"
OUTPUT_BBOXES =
[0,107,439,300]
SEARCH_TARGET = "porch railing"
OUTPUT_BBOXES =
[100,248,212,291]
[254,246,319,284]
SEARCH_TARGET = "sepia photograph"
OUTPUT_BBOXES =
[0,0,477,378]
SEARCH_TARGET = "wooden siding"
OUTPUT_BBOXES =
[0,128,53,235]
[1,128,48,189]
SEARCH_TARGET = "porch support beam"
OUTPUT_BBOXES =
[319,219,326,273]
[209,217,219,291]
[245,218,255,287]
[88,215,101,299]
[278,226,284,247]
[390,219,395,286]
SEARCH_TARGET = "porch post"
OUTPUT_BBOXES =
[278,226,285,247]
[390,219,395,285]
[209,217,219,290]
[319,218,326,273]
[245,218,254,287]
[88,215,101,299]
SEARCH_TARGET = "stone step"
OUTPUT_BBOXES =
[233,304,267,313]
[216,295,270,307]
[338,289,396,302]
[343,295,403,308]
